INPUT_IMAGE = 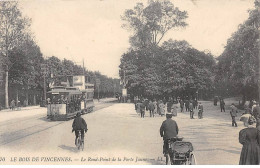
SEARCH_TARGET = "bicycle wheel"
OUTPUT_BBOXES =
[188,154,196,165]
[77,138,81,150]
[165,154,169,165]
[81,141,84,151]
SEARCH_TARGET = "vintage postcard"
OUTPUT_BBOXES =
[0,0,259,166]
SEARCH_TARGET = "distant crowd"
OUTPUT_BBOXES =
[134,97,204,119]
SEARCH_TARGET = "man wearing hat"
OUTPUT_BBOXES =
[160,112,179,157]
[230,104,238,127]
[72,112,88,145]
[198,102,204,119]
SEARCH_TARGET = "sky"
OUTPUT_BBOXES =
[19,0,255,78]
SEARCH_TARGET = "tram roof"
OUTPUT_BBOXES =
[47,88,82,94]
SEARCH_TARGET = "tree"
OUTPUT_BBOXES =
[216,0,260,101]
[121,0,188,49]
[161,39,191,51]
[8,35,43,105]
[0,2,31,108]
[119,39,216,99]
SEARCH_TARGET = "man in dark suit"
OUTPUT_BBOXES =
[220,99,225,112]
[140,100,146,118]
[185,99,189,112]
[160,112,179,157]
[72,112,88,145]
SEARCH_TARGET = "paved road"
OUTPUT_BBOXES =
[0,100,245,165]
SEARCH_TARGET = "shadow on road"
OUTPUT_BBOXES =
[59,145,80,153]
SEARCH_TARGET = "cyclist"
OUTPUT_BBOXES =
[72,112,88,146]
[160,112,179,158]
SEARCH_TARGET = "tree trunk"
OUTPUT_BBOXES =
[33,94,36,105]
[5,71,9,108]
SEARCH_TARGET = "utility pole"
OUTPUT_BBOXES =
[41,59,47,106]
[258,26,260,101]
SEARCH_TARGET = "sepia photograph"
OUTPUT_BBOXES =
[0,0,259,165]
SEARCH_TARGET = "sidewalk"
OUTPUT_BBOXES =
[0,105,42,113]
[0,97,118,123]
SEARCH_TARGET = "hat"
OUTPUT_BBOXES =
[166,112,172,115]
[248,116,256,125]
[76,112,81,117]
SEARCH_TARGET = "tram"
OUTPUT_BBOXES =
[46,75,94,121]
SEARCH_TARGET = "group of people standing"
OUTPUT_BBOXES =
[135,99,168,118]
[179,99,203,119]
[135,97,204,119]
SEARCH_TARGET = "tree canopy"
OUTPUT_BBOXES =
[215,0,260,101]
[121,0,188,49]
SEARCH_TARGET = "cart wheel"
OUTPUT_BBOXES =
[189,154,196,165]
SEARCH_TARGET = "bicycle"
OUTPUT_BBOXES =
[76,130,84,151]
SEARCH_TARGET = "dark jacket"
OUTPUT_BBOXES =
[253,106,260,125]
[239,127,260,165]
[189,103,194,112]
[140,102,146,112]
[160,118,179,140]
[72,117,87,131]
[230,106,238,117]
[185,100,189,107]
[148,102,155,110]
[220,100,225,107]
[198,104,203,112]
[167,101,174,112]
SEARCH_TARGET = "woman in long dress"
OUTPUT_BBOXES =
[158,101,165,116]
[239,116,260,165]
[153,100,157,115]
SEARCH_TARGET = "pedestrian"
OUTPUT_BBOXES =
[192,99,197,109]
[167,98,174,113]
[148,100,155,117]
[220,99,225,112]
[214,96,218,106]
[189,101,194,119]
[230,103,238,127]
[163,97,167,105]
[17,100,21,110]
[252,101,257,112]
[198,102,204,119]
[180,99,184,112]
[153,99,158,115]
[244,105,252,115]
[135,100,141,115]
[158,100,165,116]
[144,99,149,112]
[171,102,179,117]
[185,99,189,112]
[10,100,15,111]
[249,100,254,110]
[252,102,260,130]
[239,116,260,165]
[140,101,146,118]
